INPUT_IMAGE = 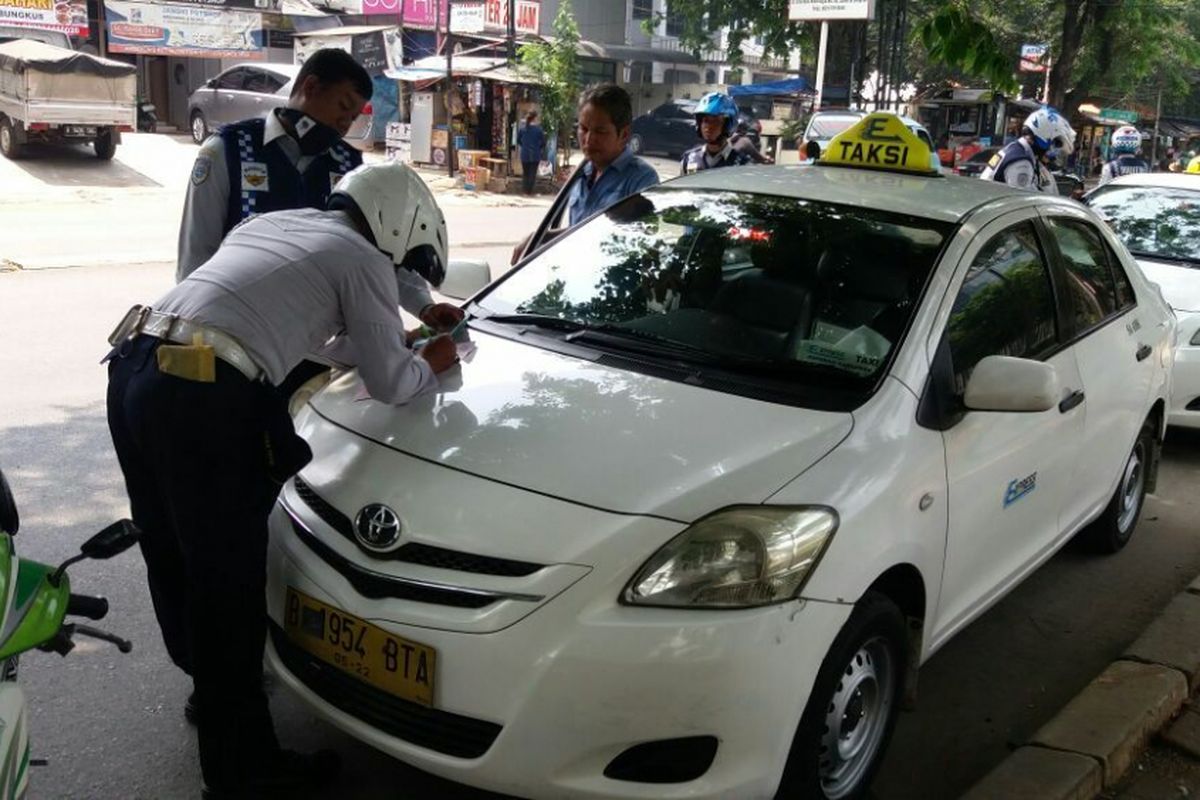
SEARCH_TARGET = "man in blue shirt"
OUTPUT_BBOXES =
[516,111,546,195]
[512,84,659,263]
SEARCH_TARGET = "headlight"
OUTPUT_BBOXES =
[622,506,838,608]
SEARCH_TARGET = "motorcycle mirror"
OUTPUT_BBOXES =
[80,520,140,560]
[0,469,17,536]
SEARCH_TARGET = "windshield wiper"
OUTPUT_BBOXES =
[1127,250,1200,267]
[477,313,590,332]
[565,324,715,356]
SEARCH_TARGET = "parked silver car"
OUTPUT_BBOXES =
[187,62,372,149]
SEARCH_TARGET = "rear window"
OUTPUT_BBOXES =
[807,115,861,140]
[475,188,952,408]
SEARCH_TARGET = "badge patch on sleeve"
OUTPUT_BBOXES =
[241,161,270,192]
[191,156,212,186]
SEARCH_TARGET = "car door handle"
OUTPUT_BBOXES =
[1136,344,1153,362]
[1059,389,1086,413]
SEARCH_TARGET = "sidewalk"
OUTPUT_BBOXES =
[964,573,1200,800]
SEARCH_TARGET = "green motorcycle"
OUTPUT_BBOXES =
[0,468,138,798]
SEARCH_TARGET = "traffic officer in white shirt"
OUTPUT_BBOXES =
[980,106,1076,193]
[178,48,372,282]
[105,162,458,800]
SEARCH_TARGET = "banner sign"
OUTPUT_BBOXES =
[105,0,264,58]
[483,0,537,34]
[1019,43,1048,73]
[0,0,88,38]
[449,0,483,33]
[1100,107,1138,124]
[361,0,445,24]
[788,0,875,20]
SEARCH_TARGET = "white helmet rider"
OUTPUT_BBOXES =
[329,161,448,286]
[1023,107,1076,158]
[1110,125,1141,154]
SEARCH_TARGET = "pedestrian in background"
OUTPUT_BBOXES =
[517,111,546,196]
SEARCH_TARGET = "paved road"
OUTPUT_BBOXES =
[3,135,1200,799]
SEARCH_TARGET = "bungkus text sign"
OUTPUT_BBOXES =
[450,1,484,33]
[788,0,875,20]
[0,0,88,38]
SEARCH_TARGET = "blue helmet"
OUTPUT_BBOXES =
[693,92,739,139]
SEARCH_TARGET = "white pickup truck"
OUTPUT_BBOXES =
[0,39,136,160]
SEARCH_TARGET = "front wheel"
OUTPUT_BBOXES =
[629,132,644,155]
[775,591,906,800]
[1082,421,1154,553]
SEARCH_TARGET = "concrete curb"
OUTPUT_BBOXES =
[961,576,1200,799]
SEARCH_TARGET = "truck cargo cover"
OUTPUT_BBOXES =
[0,40,135,78]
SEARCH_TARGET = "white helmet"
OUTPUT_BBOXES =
[1110,125,1141,154]
[1023,106,1076,156]
[330,161,448,286]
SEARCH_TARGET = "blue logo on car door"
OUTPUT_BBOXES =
[1004,473,1037,507]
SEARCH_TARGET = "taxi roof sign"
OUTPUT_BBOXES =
[818,112,941,177]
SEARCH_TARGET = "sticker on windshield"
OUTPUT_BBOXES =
[1003,472,1037,507]
[792,325,890,377]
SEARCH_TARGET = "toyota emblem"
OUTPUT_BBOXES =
[353,504,402,552]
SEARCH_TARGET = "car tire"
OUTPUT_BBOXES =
[1082,420,1154,554]
[190,110,208,144]
[775,591,906,800]
[0,117,23,160]
[94,129,117,160]
[630,133,644,155]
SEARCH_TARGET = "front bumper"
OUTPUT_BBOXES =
[265,499,851,800]
[1170,312,1200,429]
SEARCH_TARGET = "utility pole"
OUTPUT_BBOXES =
[814,21,829,111]
[442,0,454,177]
[507,0,515,60]
[1151,84,1163,165]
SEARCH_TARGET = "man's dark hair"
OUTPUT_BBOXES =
[293,48,373,101]
[805,140,821,160]
[579,84,633,129]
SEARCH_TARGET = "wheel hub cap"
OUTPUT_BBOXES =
[819,636,895,800]
[1117,442,1145,533]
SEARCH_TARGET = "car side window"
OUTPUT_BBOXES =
[216,68,247,91]
[1105,241,1137,310]
[1046,218,1121,331]
[242,69,273,93]
[946,222,1059,392]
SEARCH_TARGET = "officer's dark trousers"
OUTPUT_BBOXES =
[106,335,310,789]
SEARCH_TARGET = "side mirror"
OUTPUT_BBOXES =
[964,355,1059,413]
[205,78,216,89]
[80,520,141,560]
[439,259,491,301]
[0,469,18,536]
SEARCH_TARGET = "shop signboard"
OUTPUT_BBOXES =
[483,0,538,34]
[449,0,483,33]
[1100,107,1138,125]
[361,0,446,25]
[0,0,88,38]
[105,0,264,58]
[788,0,875,20]
[351,28,387,72]
[1019,43,1048,73]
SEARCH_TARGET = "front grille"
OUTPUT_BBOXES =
[287,515,497,608]
[269,622,503,759]
[293,477,544,577]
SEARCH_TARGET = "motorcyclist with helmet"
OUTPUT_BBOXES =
[980,106,1077,193]
[1099,125,1149,185]
[680,92,754,174]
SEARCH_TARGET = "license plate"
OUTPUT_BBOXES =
[283,587,436,707]
[65,126,96,137]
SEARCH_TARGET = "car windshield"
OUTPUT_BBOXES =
[474,188,951,402]
[1086,185,1200,265]
[808,115,861,139]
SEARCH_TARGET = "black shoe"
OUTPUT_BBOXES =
[186,675,273,725]
[200,748,341,799]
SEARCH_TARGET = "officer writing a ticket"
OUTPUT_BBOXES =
[106,162,458,799]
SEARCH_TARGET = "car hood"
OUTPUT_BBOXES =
[309,331,853,522]
[1135,257,1200,312]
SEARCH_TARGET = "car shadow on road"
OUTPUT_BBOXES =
[7,144,160,188]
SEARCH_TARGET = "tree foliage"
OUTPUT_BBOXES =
[517,0,580,165]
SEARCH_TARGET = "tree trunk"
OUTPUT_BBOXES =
[1047,0,1090,110]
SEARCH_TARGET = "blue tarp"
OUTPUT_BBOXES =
[727,78,813,97]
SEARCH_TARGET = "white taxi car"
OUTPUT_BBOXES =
[1084,172,1200,428]
[265,114,1174,800]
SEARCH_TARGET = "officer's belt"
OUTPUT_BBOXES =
[137,309,265,383]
